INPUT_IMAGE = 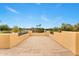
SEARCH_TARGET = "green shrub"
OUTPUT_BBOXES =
[12,26,19,33]
[50,31,54,34]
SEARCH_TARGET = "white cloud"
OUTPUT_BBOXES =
[41,16,49,21]
[5,6,20,14]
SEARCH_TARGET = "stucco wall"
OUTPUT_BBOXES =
[10,32,31,48]
[10,33,19,48]
[76,32,79,55]
[0,31,31,48]
[18,33,30,44]
[0,34,10,48]
[62,31,76,55]
[0,31,79,55]
[49,31,79,55]
[53,32,63,44]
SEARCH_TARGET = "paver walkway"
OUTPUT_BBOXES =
[0,35,73,56]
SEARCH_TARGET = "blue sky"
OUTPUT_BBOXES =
[0,3,79,28]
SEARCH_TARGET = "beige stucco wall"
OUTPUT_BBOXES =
[0,31,79,55]
[0,31,31,48]
[62,31,76,55]
[49,32,63,46]
[49,31,79,55]
[53,32,63,44]
[0,34,10,48]
[76,32,79,55]
[18,33,30,44]
[10,32,31,48]
[10,33,19,48]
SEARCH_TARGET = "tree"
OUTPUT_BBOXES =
[61,23,73,31]
[52,27,60,31]
[73,23,79,31]
[0,24,10,31]
[12,26,19,33]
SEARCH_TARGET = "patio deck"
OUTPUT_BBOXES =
[0,34,73,56]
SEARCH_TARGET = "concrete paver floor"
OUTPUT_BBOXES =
[0,36,73,56]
